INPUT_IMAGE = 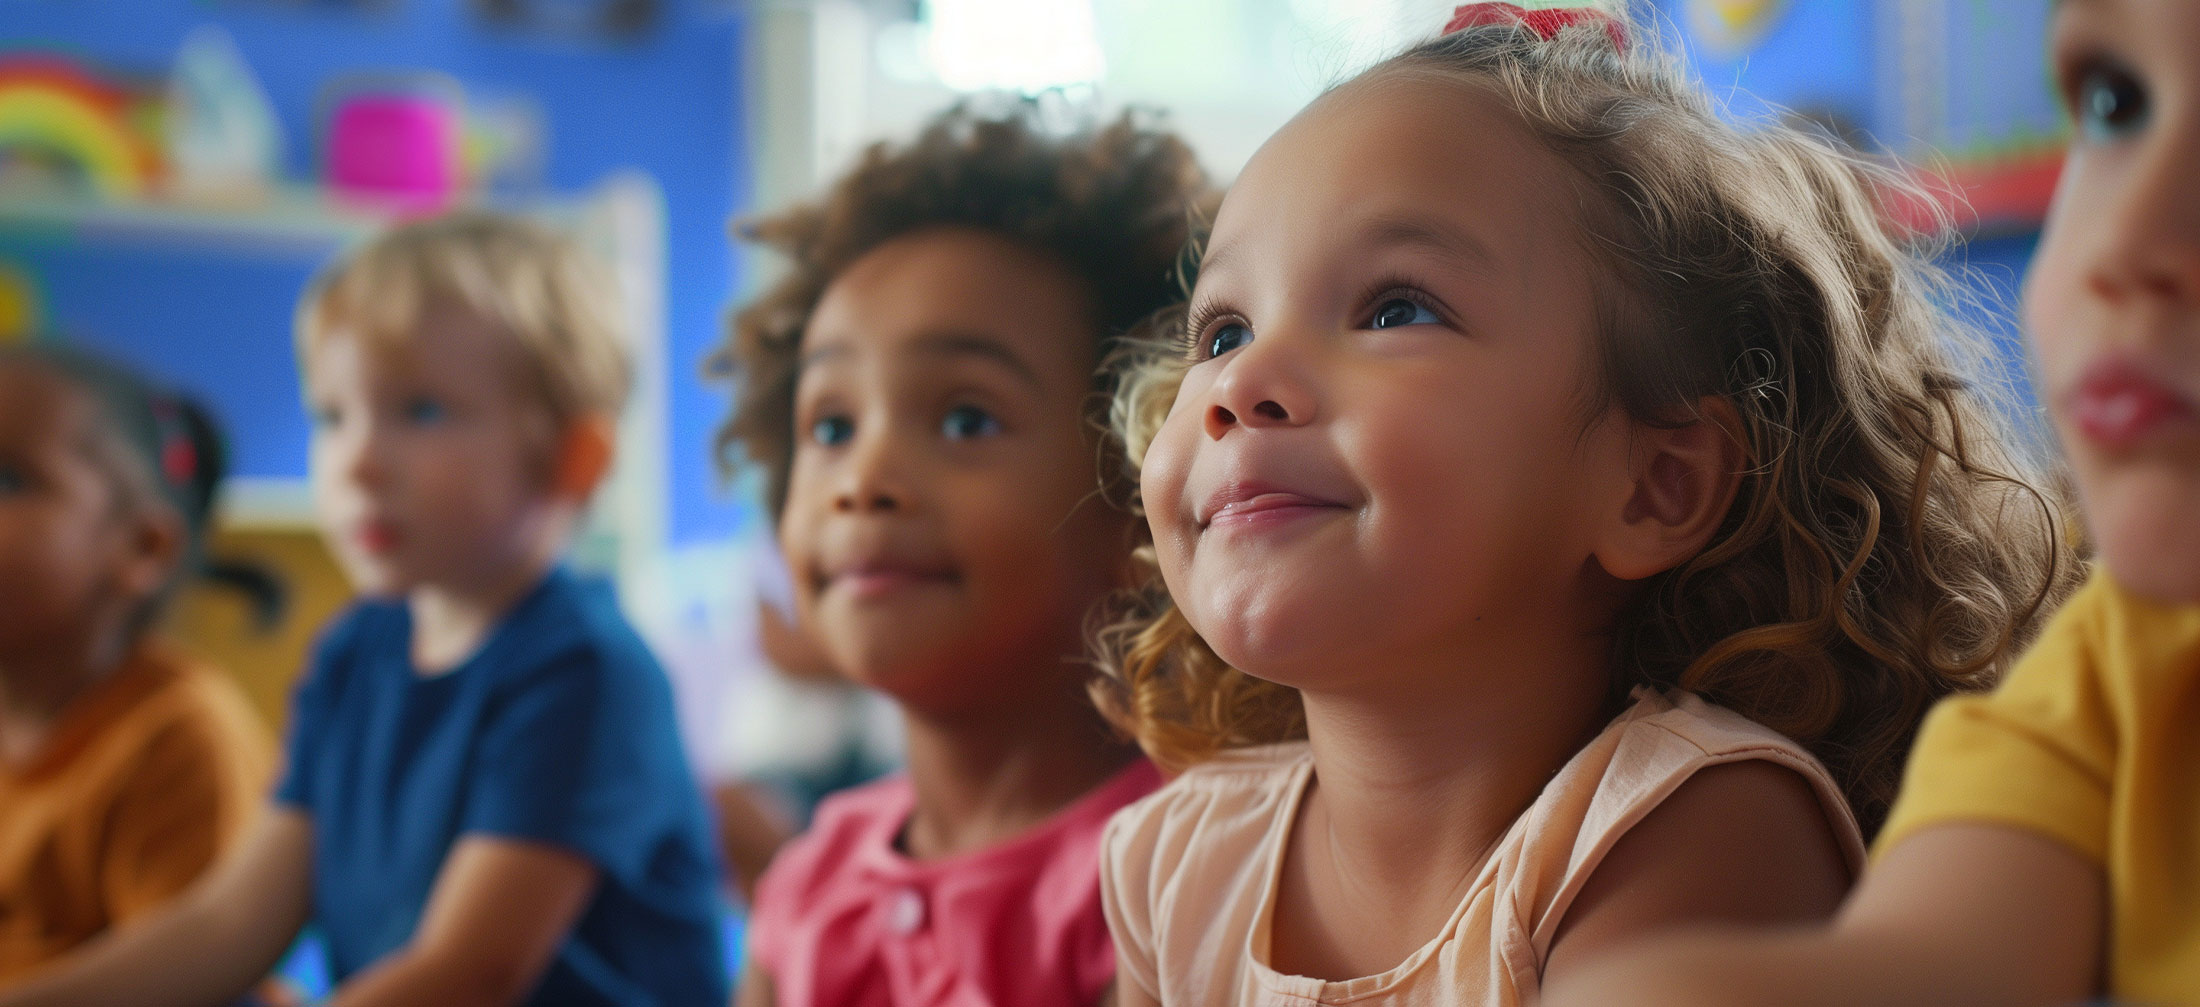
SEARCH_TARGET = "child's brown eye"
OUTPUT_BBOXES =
[1371,297,1439,330]
[2073,60,2149,141]
[1207,324,1252,359]
[941,405,1001,440]
[812,415,854,446]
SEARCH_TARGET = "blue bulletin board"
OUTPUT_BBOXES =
[0,0,754,545]
[0,224,342,483]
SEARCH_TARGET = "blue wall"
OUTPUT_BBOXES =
[0,0,751,545]
[1651,0,1878,135]
[1647,0,2056,423]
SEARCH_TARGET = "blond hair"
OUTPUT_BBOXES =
[1092,9,2082,837]
[297,210,630,424]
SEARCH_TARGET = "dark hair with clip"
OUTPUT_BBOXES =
[2,343,287,634]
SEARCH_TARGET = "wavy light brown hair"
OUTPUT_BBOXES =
[713,101,1211,518]
[1091,11,2082,837]
[298,211,631,427]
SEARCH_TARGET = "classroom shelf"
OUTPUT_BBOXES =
[0,188,385,254]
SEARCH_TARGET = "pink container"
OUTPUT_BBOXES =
[324,79,462,212]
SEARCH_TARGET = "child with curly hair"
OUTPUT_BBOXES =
[1090,4,2080,1003]
[718,102,1213,1007]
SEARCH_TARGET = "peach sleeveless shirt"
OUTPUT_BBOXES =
[1099,689,1865,1006]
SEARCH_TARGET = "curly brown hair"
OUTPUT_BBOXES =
[1090,13,2083,838]
[713,100,1212,518]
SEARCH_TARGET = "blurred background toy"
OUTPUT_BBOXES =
[0,56,161,199]
[166,26,283,204]
[321,72,465,213]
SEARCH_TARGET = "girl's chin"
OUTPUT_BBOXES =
[2091,514,2200,606]
[2097,549,2200,606]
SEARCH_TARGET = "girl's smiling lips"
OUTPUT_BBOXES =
[1198,480,1352,530]
[821,556,961,600]
[2066,357,2200,452]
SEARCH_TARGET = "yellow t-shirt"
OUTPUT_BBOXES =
[0,645,273,982]
[1877,571,2200,1001]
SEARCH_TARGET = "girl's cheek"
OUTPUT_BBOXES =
[1140,426,1193,524]
[2022,253,2089,393]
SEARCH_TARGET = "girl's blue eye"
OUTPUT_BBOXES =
[941,405,1001,440]
[1371,297,1440,330]
[402,398,447,425]
[0,464,25,495]
[812,415,854,447]
[1207,324,1252,359]
[2074,63,2149,141]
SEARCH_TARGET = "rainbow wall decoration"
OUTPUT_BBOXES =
[0,56,160,198]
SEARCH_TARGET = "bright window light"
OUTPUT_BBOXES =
[923,0,1106,93]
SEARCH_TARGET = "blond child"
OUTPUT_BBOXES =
[1091,3,2080,1004]
[0,212,726,1006]
[0,346,273,981]
[719,102,1210,1007]
[1549,0,2200,1002]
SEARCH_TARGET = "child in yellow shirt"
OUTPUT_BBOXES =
[1547,0,2200,1002]
[0,345,273,982]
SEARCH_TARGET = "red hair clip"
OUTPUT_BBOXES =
[1443,2,1628,51]
[151,399,197,488]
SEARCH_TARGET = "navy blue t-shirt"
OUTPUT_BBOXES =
[276,568,728,1006]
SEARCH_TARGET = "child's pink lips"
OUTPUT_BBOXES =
[1200,484,1351,529]
[827,561,959,600]
[2067,361,2199,452]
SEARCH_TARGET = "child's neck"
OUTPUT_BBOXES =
[407,550,560,674]
[896,671,1139,862]
[1272,628,1619,980]
[0,627,133,767]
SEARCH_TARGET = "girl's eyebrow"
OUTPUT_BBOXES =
[1359,214,1499,273]
[905,332,1044,389]
[1195,214,1499,285]
[799,331,1044,389]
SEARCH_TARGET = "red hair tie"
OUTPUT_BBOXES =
[151,399,197,488]
[1443,3,1628,51]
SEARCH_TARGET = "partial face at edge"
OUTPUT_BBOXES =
[2028,0,2200,601]
[0,364,154,654]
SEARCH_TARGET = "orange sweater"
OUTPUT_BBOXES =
[0,645,273,981]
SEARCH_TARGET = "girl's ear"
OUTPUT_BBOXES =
[1592,396,1747,582]
[550,413,618,502]
[114,505,185,602]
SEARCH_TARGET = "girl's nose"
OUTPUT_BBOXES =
[2085,127,2200,308]
[831,427,906,514]
[1202,331,1317,440]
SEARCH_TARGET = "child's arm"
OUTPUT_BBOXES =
[326,834,598,1007]
[0,807,313,1007]
[1542,822,2105,1006]
[1540,761,1852,983]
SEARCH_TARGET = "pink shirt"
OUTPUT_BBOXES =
[749,760,1163,1007]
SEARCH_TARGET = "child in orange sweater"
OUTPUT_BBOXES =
[0,344,273,982]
